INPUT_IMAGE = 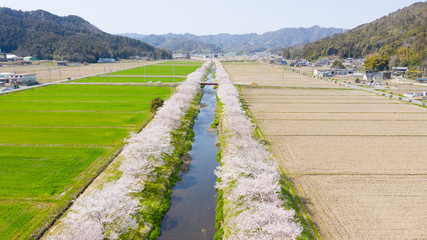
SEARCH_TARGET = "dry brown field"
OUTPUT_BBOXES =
[0,60,151,83]
[222,62,341,88]
[224,61,427,239]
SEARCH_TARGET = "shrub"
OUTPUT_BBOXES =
[150,97,164,113]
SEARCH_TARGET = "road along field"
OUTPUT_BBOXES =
[0,79,174,238]
[223,61,427,239]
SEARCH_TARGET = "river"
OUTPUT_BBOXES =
[158,70,218,240]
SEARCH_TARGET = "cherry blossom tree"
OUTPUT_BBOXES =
[213,59,302,239]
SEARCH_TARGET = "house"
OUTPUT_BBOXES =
[0,72,13,83]
[289,61,298,66]
[6,54,18,61]
[23,56,37,61]
[417,78,427,83]
[9,73,38,85]
[314,69,332,77]
[392,67,408,73]
[363,73,382,81]
[313,58,330,67]
[57,61,67,66]
[314,68,355,77]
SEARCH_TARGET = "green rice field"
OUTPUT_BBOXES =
[108,61,203,76]
[74,76,186,83]
[157,60,204,65]
[0,83,174,239]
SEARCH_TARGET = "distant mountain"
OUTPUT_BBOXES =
[292,2,426,69]
[137,34,222,54]
[122,26,346,53]
[0,8,171,62]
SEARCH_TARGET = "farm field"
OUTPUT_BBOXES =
[157,60,204,65]
[225,62,427,239]
[74,76,186,83]
[222,61,340,88]
[108,61,203,76]
[0,82,173,239]
[0,60,151,83]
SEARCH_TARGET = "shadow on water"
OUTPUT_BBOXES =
[158,70,218,240]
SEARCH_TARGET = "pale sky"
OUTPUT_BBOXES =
[0,0,423,35]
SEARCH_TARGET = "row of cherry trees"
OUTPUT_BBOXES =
[214,60,302,239]
[46,61,212,240]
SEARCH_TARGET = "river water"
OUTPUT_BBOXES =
[158,71,218,240]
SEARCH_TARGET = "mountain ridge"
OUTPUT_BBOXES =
[121,25,346,53]
[0,8,172,62]
[288,2,426,69]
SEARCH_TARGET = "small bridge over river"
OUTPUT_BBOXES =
[200,82,218,86]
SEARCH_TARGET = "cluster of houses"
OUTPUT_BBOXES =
[1,52,38,62]
[314,68,357,77]
[98,58,116,63]
[272,57,366,69]
[403,91,427,100]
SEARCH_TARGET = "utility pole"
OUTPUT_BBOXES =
[145,65,147,83]
[173,64,175,82]
[104,66,107,83]
[282,68,284,86]
[48,68,51,82]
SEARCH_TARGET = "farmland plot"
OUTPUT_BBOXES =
[225,62,427,239]
[74,76,186,83]
[108,61,203,76]
[0,84,173,239]
[222,62,340,88]
[0,60,150,83]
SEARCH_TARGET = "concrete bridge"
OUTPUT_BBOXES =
[200,82,218,86]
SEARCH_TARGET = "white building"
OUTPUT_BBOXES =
[9,73,37,84]
[0,72,13,82]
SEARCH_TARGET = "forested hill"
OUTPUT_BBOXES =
[0,8,171,62]
[292,2,426,69]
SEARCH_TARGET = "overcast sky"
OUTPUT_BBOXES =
[1,0,423,35]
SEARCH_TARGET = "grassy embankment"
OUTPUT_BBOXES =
[134,92,202,239]
[210,98,224,240]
